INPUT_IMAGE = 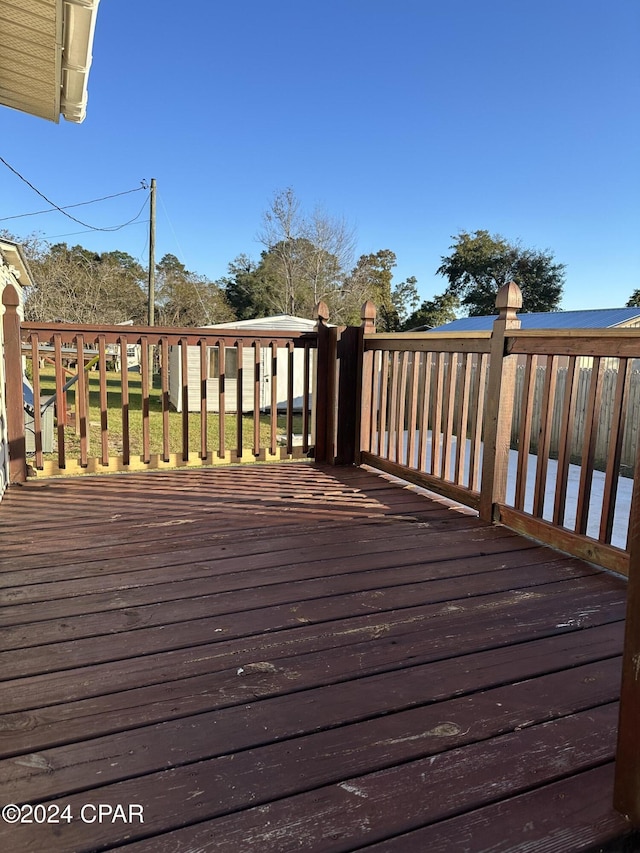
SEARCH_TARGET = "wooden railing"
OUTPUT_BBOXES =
[359,285,640,576]
[3,283,640,823]
[355,285,640,825]
[496,328,640,575]
[359,328,491,510]
[16,320,319,476]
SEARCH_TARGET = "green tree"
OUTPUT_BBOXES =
[155,253,234,327]
[402,290,460,330]
[222,190,419,327]
[223,240,336,320]
[223,254,279,320]
[437,229,565,316]
[626,290,640,308]
[339,250,419,331]
[258,187,309,314]
[342,250,397,329]
[391,275,420,330]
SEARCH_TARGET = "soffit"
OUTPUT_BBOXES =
[0,0,99,123]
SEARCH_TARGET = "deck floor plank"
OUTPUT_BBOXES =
[324,764,634,853]
[0,463,632,851]
[64,706,618,853]
[0,513,491,591]
[0,547,574,650]
[0,622,624,760]
[1,658,621,805]
[0,560,605,678]
[0,578,626,716]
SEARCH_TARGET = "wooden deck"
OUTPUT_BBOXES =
[0,462,635,852]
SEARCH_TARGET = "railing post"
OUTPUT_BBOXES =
[614,443,640,824]
[334,302,376,466]
[313,301,333,463]
[479,281,522,521]
[356,301,376,465]
[2,282,27,483]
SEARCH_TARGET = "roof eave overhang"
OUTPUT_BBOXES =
[0,240,35,288]
[59,0,100,123]
[0,0,100,124]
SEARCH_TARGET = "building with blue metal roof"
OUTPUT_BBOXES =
[430,307,640,332]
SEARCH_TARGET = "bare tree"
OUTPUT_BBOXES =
[14,237,147,324]
[303,205,356,307]
[257,188,305,314]
[257,188,356,317]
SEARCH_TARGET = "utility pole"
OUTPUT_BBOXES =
[148,178,156,326]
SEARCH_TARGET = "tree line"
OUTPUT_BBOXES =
[3,188,593,331]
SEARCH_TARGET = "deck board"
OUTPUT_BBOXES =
[0,462,633,852]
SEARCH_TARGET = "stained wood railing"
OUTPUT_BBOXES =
[359,328,491,510]
[354,286,640,825]
[4,285,640,823]
[358,287,640,577]
[496,328,640,575]
[16,321,318,476]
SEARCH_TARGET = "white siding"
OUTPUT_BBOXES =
[169,343,310,413]
[168,316,316,414]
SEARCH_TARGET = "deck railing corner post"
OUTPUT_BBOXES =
[361,300,376,335]
[356,301,377,465]
[2,282,27,483]
[479,281,522,522]
[313,301,333,463]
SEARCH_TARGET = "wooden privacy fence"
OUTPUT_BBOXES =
[14,320,318,476]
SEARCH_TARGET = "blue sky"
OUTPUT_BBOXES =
[0,0,638,312]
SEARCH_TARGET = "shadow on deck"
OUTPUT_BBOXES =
[0,462,635,852]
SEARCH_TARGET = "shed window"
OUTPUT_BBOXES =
[208,346,238,379]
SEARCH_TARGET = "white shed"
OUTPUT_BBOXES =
[168,315,317,414]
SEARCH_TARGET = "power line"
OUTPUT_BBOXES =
[157,188,214,323]
[0,155,149,232]
[158,188,189,267]
[0,186,146,223]
[49,219,149,240]
[47,195,150,239]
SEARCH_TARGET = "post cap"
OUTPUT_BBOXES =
[495,281,523,311]
[313,301,330,325]
[361,300,376,331]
